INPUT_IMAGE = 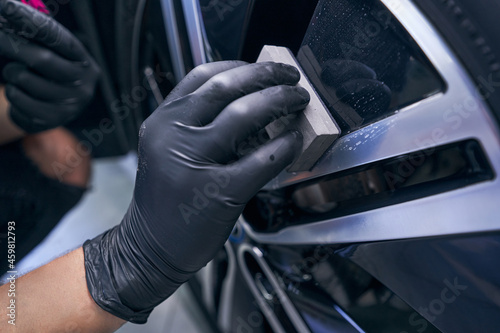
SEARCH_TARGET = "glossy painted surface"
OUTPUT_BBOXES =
[340,233,500,332]
[182,0,209,65]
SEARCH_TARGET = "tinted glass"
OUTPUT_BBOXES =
[298,0,445,133]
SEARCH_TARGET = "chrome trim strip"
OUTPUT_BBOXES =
[181,0,208,65]
[199,260,216,315]
[160,0,187,82]
[237,245,286,333]
[244,0,500,245]
[217,242,237,333]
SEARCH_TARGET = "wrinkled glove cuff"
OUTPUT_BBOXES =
[83,231,154,324]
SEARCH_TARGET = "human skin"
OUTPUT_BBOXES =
[0,248,125,332]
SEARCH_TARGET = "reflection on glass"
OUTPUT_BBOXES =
[298,0,445,133]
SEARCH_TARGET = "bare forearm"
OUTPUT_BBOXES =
[0,86,24,145]
[0,248,125,332]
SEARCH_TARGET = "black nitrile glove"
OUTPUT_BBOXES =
[83,61,309,323]
[0,0,100,133]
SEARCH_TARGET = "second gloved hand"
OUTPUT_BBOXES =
[83,61,310,323]
[0,0,100,133]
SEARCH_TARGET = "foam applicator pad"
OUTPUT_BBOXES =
[257,45,341,172]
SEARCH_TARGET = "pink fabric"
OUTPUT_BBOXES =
[21,0,49,14]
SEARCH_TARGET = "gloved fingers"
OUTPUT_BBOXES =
[0,31,87,82]
[165,61,248,104]
[321,59,377,88]
[3,62,88,102]
[6,84,80,123]
[205,85,309,160]
[227,130,303,203]
[181,62,300,126]
[0,0,89,61]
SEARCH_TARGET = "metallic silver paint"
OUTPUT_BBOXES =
[181,0,209,65]
[160,0,187,82]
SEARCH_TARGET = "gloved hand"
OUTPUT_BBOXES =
[0,0,100,133]
[83,61,309,323]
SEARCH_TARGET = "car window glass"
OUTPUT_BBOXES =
[298,0,445,134]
